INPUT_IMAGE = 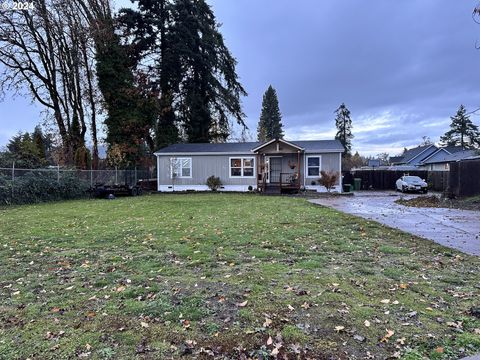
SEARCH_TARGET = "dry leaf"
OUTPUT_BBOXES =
[380,329,395,342]
[399,283,408,289]
[364,320,371,327]
[334,326,345,332]
[140,321,149,328]
[236,300,248,307]
[116,286,126,292]
[435,347,444,353]
[380,299,390,304]
[287,304,295,311]
[263,318,272,327]
[266,336,273,345]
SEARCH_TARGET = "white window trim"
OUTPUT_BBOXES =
[170,157,192,179]
[305,155,322,178]
[229,157,256,178]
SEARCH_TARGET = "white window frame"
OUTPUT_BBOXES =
[170,157,192,179]
[229,157,255,178]
[305,155,322,178]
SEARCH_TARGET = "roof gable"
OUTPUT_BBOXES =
[251,138,304,153]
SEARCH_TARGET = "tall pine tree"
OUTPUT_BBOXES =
[334,103,353,156]
[440,105,480,149]
[117,0,246,145]
[257,85,283,142]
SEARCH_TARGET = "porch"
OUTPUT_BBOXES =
[253,139,304,194]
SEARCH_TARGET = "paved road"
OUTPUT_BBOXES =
[309,191,480,256]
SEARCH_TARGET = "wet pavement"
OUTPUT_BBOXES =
[309,191,480,256]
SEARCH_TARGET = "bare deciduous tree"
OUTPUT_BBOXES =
[0,0,107,167]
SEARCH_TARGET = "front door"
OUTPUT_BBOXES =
[269,157,282,183]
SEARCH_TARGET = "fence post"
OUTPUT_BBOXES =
[115,166,118,184]
[134,166,137,185]
[57,164,60,183]
[90,163,93,187]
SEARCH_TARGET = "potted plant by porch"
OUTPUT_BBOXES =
[288,160,297,170]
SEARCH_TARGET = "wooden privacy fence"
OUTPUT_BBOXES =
[448,158,480,197]
[349,170,430,191]
[349,160,479,196]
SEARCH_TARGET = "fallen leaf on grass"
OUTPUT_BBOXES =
[435,347,444,353]
[116,286,126,292]
[287,304,295,311]
[380,329,395,342]
[86,311,96,318]
[399,283,408,289]
[266,336,273,345]
[140,322,149,328]
[334,326,345,332]
[380,299,390,304]
[364,320,371,327]
[263,318,272,327]
[236,300,248,307]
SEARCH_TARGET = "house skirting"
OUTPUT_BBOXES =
[158,184,342,193]
[158,184,257,192]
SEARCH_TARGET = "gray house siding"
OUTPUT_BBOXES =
[303,152,342,188]
[157,154,257,191]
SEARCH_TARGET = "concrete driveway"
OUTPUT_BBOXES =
[309,191,480,256]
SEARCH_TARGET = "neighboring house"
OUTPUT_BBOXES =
[389,144,479,171]
[420,149,479,171]
[391,144,438,166]
[154,138,344,193]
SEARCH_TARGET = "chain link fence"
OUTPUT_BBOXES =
[0,165,155,198]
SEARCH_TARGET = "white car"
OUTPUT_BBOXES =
[395,175,428,193]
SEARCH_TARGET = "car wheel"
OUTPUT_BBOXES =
[401,185,406,193]
[131,188,138,196]
[423,189,428,194]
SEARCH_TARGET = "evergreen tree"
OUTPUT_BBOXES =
[257,85,283,142]
[440,105,480,149]
[117,0,246,145]
[95,19,157,164]
[32,126,47,161]
[334,103,353,156]
[2,131,46,168]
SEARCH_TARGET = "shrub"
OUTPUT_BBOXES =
[319,171,339,192]
[206,175,222,191]
[0,172,90,205]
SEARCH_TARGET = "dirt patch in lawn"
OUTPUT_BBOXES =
[396,195,480,211]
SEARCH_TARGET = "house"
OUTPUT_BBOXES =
[154,138,344,193]
[390,144,438,166]
[420,148,479,171]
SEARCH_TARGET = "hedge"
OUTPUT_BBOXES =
[0,172,90,205]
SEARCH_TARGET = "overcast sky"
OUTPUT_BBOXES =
[1,0,480,155]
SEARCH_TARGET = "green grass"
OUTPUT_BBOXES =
[0,193,479,359]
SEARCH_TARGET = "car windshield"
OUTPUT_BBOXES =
[403,176,422,183]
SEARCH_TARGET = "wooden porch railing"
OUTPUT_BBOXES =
[279,172,300,193]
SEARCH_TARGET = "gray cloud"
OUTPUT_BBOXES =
[211,0,480,155]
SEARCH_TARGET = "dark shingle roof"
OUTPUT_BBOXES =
[155,140,344,154]
[422,149,478,164]
[402,145,437,163]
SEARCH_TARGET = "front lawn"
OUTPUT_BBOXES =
[0,194,479,359]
